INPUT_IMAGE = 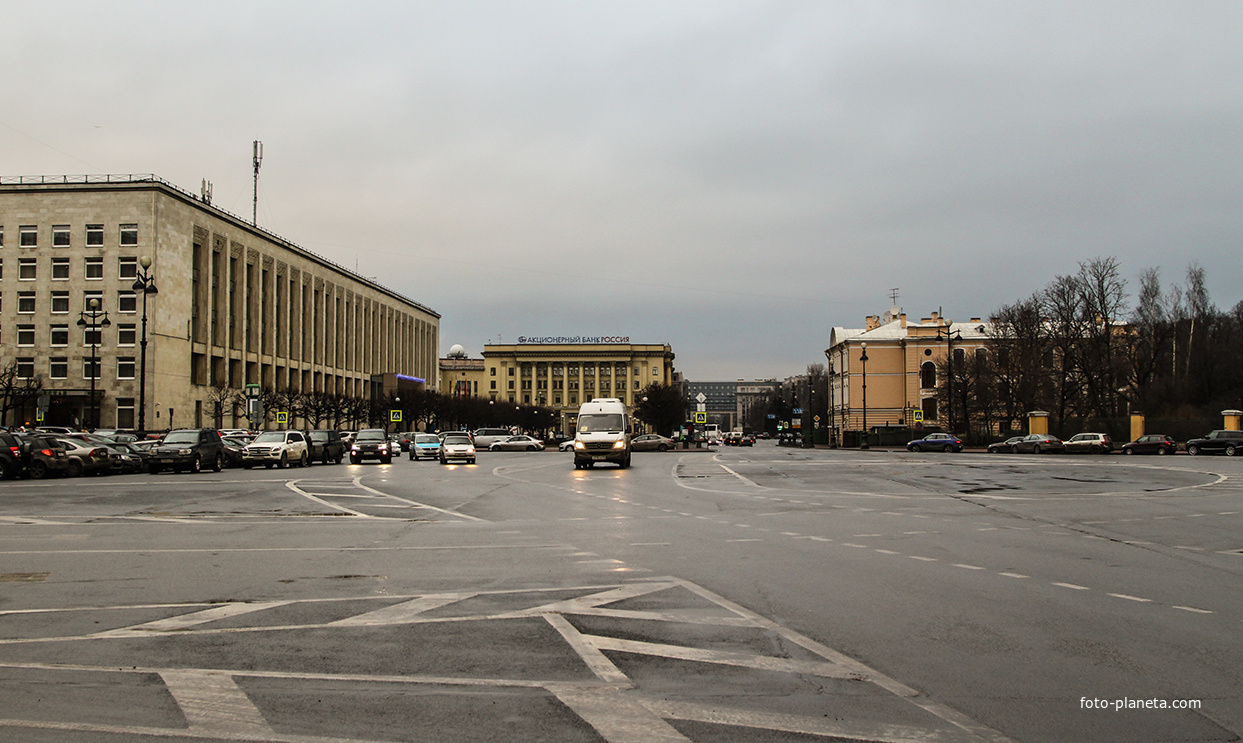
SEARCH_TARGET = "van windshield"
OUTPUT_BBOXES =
[578,413,623,433]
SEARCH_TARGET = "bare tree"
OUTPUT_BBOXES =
[0,362,43,427]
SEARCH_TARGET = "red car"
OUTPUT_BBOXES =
[1122,434,1176,455]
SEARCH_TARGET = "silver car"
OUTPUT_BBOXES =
[439,433,476,464]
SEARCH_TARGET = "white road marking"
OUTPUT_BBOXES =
[159,669,273,736]
[1052,582,1090,590]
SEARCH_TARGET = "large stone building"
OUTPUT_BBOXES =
[480,340,677,433]
[827,307,990,444]
[0,175,439,430]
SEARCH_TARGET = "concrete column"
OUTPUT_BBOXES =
[1223,410,1243,431]
[1027,411,1050,435]
[1130,411,1146,443]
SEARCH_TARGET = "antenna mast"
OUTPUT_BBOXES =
[252,140,263,226]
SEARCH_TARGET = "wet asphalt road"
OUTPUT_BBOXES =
[0,442,1240,742]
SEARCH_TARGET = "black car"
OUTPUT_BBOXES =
[349,429,393,464]
[0,431,24,479]
[148,428,226,473]
[309,430,346,464]
[1185,429,1243,456]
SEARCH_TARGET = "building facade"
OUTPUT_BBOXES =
[481,341,676,433]
[827,308,990,444]
[0,175,439,430]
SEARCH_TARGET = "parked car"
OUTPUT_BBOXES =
[558,438,576,452]
[440,432,477,464]
[0,431,24,479]
[102,443,144,474]
[13,434,72,479]
[1063,432,1113,454]
[349,429,393,464]
[112,440,154,468]
[35,426,76,435]
[220,436,249,467]
[308,430,347,464]
[408,433,442,461]
[1012,434,1065,454]
[1122,434,1177,456]
[472,428,513,449]
[54,437,115,476]
[907,433,964,452]
[489,435,545,452]
[631,434,675,452]
[148,428,226,474]
[987,436,1025,453]
[242,430,310,469]
[1185,429,1243,456]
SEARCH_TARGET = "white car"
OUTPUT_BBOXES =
[489,435,545,452]
[242,430,310,469]
[439,433,476,464]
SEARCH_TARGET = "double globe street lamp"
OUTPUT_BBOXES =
[132,256,159,432]
[77,298,111,430]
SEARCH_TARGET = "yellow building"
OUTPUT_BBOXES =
[482,340,676,433]
[827,308,990,445]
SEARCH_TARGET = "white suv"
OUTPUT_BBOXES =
[242,430,310,469]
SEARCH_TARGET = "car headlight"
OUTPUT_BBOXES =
[612,440,626,449]
[351,446,359,453]
[179,448,192,455]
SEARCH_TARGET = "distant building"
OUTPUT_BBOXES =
[826,307,990,444]
[0,175,439,430]
[482,340,676,433]
[686,379,780,432]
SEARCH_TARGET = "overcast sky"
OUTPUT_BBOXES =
[4,1,1241,380]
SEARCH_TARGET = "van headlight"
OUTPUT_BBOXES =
[612,440,626,449]
[574,440,586,451]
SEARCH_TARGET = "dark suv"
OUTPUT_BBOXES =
[149,428,225,473]
[308,430,346,464]
[0,432,23,479]
[1186,429,1243,456]
[11,434,72,479]
[349,428,393,464]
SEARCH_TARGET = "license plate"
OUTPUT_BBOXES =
[592,455,608,461]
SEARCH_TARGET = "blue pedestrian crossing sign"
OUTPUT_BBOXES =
[390,410,402,422]
[694,412,707,424]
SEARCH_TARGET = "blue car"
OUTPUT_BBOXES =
[408,433,443,461]
[907,433,964,452]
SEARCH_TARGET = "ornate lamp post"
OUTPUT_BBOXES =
[132,256,158,432]
[77,298,111,430]
[936,324,962,435]
[859,342,869,450]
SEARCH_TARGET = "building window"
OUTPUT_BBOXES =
[49,357,68,380]
[83,326,103,347]
[633,380,640,390]
[0,226,4,246]
[83,358,101,380]
[86,224,104,247]
[17,325,35,347]
[920,361,937,389]
[490,367,497,376]
[120,224,138,246]
[17,292,35,314]
[16,358,34,379]
[653,366,659,377]
[119,256,138,279]
[117,357,136,379]
[51,291,69,314]
[117,324,136,346]
[490,380,497,390]
[53,225,71,247]
[116,398,135,429]
[922,397,939,421]
[85,257,104,280]
[508,367,514,376]
[508,380,515,390]
[50,325,69,347]
[19,226,37,247]
[83,291,102,311]
[52,257,70,280]
[18,258,36,280]
[118,291,137,313]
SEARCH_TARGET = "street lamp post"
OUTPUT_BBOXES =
[859,342,869,450]
[77,298,111,431]
[936,324,962,435]
[132,257,158,432]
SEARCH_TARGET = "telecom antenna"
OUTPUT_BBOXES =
[889,288,900,306]
[200,178,213,205]
[252,140,263,226]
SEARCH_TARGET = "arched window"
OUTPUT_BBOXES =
[920,361,937,389]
